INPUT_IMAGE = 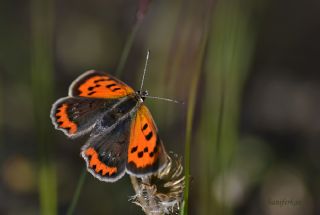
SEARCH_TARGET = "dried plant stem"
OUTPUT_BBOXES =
[130,176,149,212]
[130,176,163,215]
[130,175,140,193]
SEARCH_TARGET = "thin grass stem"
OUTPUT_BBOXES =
[66,168,87,215]
[181,71,200,215]
[181,2,215,213]
[116,21,142,77]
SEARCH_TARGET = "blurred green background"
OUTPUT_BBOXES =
[1,0,320,214]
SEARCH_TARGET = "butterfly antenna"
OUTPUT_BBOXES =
[144,95,184,104]
[140,50,150,92]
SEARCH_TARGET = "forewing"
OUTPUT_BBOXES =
[50,97,119,138]
[69,70,135,99]
[81,117,133,182]
[126,105,167,176]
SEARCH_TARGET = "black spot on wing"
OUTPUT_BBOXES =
[131,146,138,153]
[142,123,148,131]
[106,83,117,88]
[145,131,153,140]
[138,151,144,158]
[94,78,110,83]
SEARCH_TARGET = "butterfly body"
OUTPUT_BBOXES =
[50,70,167,182]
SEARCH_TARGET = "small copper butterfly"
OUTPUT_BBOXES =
[50,66,169,182]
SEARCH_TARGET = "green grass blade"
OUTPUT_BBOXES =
[116,21,142,77]
[30,0,57,214]
[181,18,212,215]
[197,0,256,214]
[182,69,200,215]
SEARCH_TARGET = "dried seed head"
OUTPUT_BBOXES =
[129,152,184,215]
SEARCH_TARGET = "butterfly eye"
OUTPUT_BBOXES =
[140,90,148,97]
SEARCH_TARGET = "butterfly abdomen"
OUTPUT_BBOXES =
[100,96,140,129]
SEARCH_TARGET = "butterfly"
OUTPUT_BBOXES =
[50,69,168,182]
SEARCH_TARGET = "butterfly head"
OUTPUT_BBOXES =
[137,90,149,101]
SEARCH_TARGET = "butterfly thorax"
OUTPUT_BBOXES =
[93,91,151,136]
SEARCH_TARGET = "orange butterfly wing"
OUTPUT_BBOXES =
[126,104,167,175]
[69,70,135,99]
[53,102,78,135]
[50,97,117,138]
